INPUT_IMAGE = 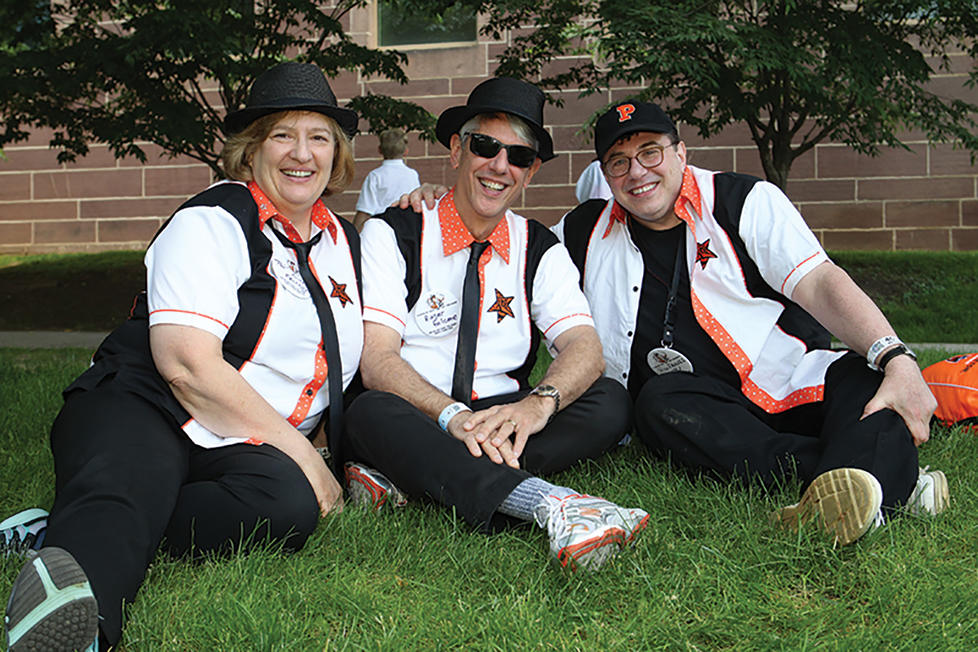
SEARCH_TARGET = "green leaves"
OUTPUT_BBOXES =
[347,94,437,142]
[0,0,431,177]
[484,0,978,188]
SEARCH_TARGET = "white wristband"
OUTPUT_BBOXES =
[438,402,471,431]
[866,335,902,370]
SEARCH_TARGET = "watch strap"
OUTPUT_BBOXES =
[529,384,560,423]
[866,335,902,369]
[877,344,917,372]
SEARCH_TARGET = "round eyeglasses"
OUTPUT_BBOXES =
[602,142,677,178]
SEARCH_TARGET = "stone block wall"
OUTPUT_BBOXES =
[1,6,975,254]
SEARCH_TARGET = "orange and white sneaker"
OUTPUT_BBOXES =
[601,505,650,546]
[774,467,884,546]
[344,462,408,511]
[534,494,647,571]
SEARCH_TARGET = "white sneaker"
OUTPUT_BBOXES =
[774,468,884,546]
[906,466,949,516]
[344,462,408,511]
[534,494,642,571]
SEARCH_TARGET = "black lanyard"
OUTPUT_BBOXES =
[627,216,687,349]
[660,236,685,348]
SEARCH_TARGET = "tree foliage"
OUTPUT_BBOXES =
[480,0,978,188]
[0,0,436,177]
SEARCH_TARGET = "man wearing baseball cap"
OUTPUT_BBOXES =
[342,78,647,571]
[554,100,948,546]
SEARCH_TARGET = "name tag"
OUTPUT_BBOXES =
[270,257,310,299]
[415,289,461,337]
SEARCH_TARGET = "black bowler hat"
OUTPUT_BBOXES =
[594,101,677,160]
[224,62,359,137]
[435,77,556,162]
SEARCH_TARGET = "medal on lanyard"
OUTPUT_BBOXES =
[647,234,694,375]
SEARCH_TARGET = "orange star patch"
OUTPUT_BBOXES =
[329,276,352,307]
[695,239,718,270]
[487,288,515,322]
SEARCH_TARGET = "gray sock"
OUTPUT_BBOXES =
[497,477,575,522]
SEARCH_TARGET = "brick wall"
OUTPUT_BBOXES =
[1,8,976,254]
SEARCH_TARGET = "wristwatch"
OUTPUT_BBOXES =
[529,384,561,423]
[875,344,917,372]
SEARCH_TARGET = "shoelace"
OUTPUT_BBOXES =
[534,496,568,537]
[2,529,32,553]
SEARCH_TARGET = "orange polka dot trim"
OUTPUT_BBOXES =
[248,181,337,244]
[437,188,511,264]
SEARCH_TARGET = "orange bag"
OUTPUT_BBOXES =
[922,352,978,428]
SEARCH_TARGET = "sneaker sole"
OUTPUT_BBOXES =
[5,547,98,652]
[557,527,626,572]
[777,468,883,546]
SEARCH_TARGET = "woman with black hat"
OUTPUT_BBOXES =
[3,62,363,652]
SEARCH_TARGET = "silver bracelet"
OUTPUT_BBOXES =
[438,401,471,432]
[866,335,902,371]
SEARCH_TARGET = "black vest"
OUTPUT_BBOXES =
[561,174,829,352]
[65,183,362,426]
[375,205,558,390]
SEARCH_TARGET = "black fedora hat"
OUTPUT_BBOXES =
[224,62,359,138]
[435,77,555,162]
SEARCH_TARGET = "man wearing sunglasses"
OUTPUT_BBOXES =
[555,100,947,546]
[342,78,647,571]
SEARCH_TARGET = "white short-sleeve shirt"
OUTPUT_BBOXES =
[361,189,592,400]
[146,181,364,447]
[355,159,421,216]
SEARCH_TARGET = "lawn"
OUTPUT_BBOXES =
[2,249,978,342]
[2,347,977,650]
[832,251,978,344]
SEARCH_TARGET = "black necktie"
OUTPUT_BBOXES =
[451,240,490,405]
[271,228,344,476]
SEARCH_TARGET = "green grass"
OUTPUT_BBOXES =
[0,251,145,331]
[832,251,978,343]
[2,249,978,342]
[3,348,978,650]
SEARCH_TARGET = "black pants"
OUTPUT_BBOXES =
[343,377,630,533]
[44,385,319,646]
[633,352,918,509]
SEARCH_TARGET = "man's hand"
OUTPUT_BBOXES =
[861,354,937,447]
[395,183,448,212]
[445,409,516,467]
[445,394,555,468]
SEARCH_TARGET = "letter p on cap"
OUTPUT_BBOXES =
[616,104,635,122]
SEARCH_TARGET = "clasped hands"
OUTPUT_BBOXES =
[444,394,556,468]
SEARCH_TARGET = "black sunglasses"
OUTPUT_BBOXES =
[466,133,538,168]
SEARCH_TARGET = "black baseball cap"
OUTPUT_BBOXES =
[594,101,677,161]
